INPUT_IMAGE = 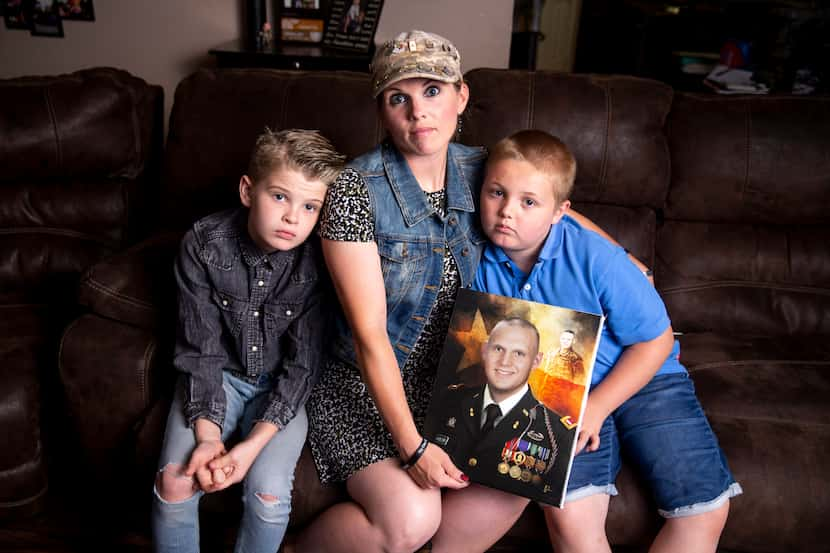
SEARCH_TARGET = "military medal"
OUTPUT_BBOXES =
[497,462,509,475]
[509,465,522,479]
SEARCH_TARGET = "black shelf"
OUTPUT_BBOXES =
[209,39,372,72]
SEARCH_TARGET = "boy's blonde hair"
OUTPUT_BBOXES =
[487,130,576,204]
[247,128,346,186]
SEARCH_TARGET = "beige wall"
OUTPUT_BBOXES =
[375,0,512,72]
[0,0,511,131]
[0,0,239,122]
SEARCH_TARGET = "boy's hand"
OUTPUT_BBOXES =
[406,443,469,490]
[206,439,260,492]
[202,421,278,492]
[575,400,606,455]
[184,439,226,491]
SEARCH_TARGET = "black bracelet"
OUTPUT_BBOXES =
[401,437,429,470]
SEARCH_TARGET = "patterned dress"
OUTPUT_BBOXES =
[307,168,461,484]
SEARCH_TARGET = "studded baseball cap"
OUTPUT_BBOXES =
[370,30,462,97]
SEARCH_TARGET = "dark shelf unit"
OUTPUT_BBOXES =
[209,39,372,72]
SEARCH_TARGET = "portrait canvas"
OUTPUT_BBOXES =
[424,288,604,507]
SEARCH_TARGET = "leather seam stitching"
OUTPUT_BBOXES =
[82,277,156,310]
[689,360,830,371]
[44,85,62,170]
[661,281,830,295]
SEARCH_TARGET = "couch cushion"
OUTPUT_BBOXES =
[677,332,830,552]
[657,221,830,335]
[78,232,182,329]
[572,203,657,268]
[0,179,135,240]
[666,94,830,225]
[461,70,673,209]
[0,67,162,182]
[0,230,112,303]
[0,306,48,516]
[161,68,381,230]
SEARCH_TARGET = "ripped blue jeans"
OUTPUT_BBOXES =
[152,372,308,553]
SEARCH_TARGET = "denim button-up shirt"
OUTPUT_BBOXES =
[174,207,328,430]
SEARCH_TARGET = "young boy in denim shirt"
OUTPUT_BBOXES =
[473,130,741,553]
[152,129,345,553]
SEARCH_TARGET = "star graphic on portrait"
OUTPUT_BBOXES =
[452,308,488,371]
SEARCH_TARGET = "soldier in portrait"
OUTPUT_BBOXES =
[427,317,577,505]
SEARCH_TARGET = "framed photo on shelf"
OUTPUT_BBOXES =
[322,0,383,53]
[30,0,63,37]
[56,0,94,21]
[279,0,326,44]
[3,0,32,30]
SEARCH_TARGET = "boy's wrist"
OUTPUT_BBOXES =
[194,418,222,442]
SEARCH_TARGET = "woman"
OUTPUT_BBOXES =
[293,30,641,553]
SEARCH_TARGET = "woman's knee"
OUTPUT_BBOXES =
[380,501,441,553]
[155,463,197,503]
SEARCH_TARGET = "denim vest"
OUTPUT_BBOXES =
[331,141,488,369]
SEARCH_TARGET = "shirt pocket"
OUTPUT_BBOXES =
[211,289,246,336]
[263,299,303,337]
[200,238,240,271]
[376,236,431,312]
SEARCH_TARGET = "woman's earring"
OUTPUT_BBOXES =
[457,115,463,135]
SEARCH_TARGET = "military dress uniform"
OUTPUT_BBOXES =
[551,347,584,381]
[426,384,577,506]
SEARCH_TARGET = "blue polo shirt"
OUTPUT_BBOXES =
[472,215,685,387]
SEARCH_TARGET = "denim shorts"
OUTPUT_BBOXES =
[565,373,742,517]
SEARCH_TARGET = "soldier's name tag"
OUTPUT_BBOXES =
[560,415,577,430]
[435,434,450,446]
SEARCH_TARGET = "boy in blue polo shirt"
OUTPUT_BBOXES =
[472,130,741,553]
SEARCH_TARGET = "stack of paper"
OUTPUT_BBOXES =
[704,64,769,95]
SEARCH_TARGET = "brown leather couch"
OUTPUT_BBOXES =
[0,68,162,523]
[15,67,830,552]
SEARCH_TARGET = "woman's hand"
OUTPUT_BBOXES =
[405,442,469,490]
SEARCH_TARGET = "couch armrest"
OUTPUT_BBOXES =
[78,231,182,329]
[59,313,175,485]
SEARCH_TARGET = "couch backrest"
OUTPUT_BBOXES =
[160,68,382,229]
[659,93,830,335]
[461,69,673,266]
[0,67,163,303]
